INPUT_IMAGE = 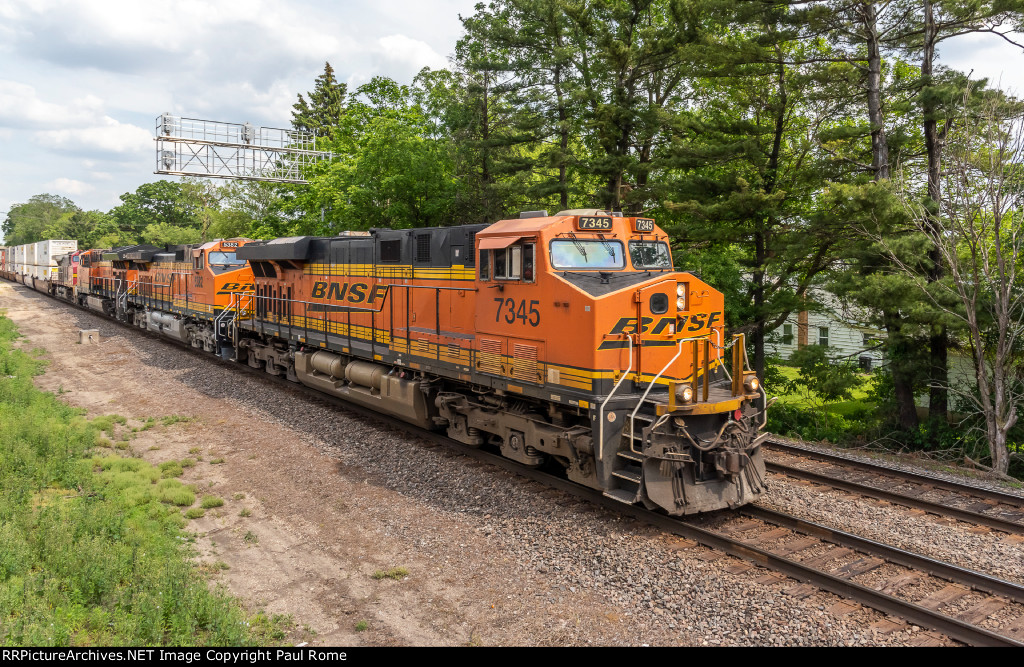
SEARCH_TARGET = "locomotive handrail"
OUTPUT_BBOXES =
[628,337,687,455]
[597,334,634,463]
[625,334,717,455]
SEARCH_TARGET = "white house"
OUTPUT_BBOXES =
[766,290,886,370]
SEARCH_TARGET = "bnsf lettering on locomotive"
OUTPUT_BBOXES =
[217,282,255,294]
[606,312,722,338]
[311,281,389,305]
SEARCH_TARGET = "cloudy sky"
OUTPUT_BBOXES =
[0,0,1021,230]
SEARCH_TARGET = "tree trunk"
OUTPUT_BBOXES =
[861,0,889,180]
[884,310,921,430]
[922,0,949,425]
[753,230,766,379]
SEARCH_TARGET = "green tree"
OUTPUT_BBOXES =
[292,61,349,140]
[111,181,202,239]
[3,194,80,246]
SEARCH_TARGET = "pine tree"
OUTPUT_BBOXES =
[292,62,349,139]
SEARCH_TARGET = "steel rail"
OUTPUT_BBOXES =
[744,505,1024,603]
[766,460,1024,535]
[767,439,1024,508]
[8,282,1024,646]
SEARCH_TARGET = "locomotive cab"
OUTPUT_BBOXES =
[467,210,768,514]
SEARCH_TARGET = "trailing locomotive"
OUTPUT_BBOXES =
[1,210,769,514]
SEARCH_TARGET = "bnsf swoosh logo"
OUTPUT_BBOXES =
[216,282,255,294]
[598,312,723,349]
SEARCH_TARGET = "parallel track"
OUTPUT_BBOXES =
[8,282,1024,646]
[765,440,1024,535]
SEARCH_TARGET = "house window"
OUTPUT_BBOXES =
[782,323,794,345]
[818,326,829,347]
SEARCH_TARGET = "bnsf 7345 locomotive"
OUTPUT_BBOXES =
[2,210,768,514]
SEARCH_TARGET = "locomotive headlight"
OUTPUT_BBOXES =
[676,296,686,311]
[744,374,760,392]
[678,385,694,403]
[676,283,686,311]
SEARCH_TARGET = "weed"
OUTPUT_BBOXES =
[156,479,195,507]
[233,493,245,500]
[243,531,258,545]
[201,495,224,509]
[0,313,268,646]
[238,508,252,517]
[161,415,193,427]
[185,507,206,520]
[159,461,184,478]
[249,612,294,642]
[211,457,225,464]
[372,567,409,581]
[355,621,368,632]
[180,458,196,468]
[189,447,201,454]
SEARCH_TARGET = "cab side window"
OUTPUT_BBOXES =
[480,243,535,283]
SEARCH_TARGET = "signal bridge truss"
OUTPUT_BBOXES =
[154,114,332,184]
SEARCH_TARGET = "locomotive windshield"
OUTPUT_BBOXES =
[629,241,672,269]
[549,239,625,270]
[208,251,246,266]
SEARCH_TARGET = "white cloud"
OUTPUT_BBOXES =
[0,80,106,129]
[35,119,151,156]
[0,81,150,156]
[376,34,448,72]
[44,177,94,195]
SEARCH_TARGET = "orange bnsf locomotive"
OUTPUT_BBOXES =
[51,239,254,354]
[230,210,769,514]
[4,210,768,515]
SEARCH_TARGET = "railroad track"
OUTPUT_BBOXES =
[10,283,1024,646]
[765,440,1024,535]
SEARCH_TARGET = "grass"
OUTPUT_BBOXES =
[238,508,252,518]
[185,507,206,520]
[354,621,368,632]
[243,531,258,545]
[200,495,224,509]
[156,479,196,507]
[372,567,409,581]
[0,313,282,646]
[159,461,184,478]
[210,458,225,465]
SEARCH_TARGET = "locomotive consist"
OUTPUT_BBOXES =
[1,210,769,514]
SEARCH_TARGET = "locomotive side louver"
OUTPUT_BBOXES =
[478,338,503,375]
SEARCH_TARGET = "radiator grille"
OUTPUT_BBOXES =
[512,344,539,383]
[478,339,503,375]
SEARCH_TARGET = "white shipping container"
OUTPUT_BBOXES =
[27,240,77,281]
